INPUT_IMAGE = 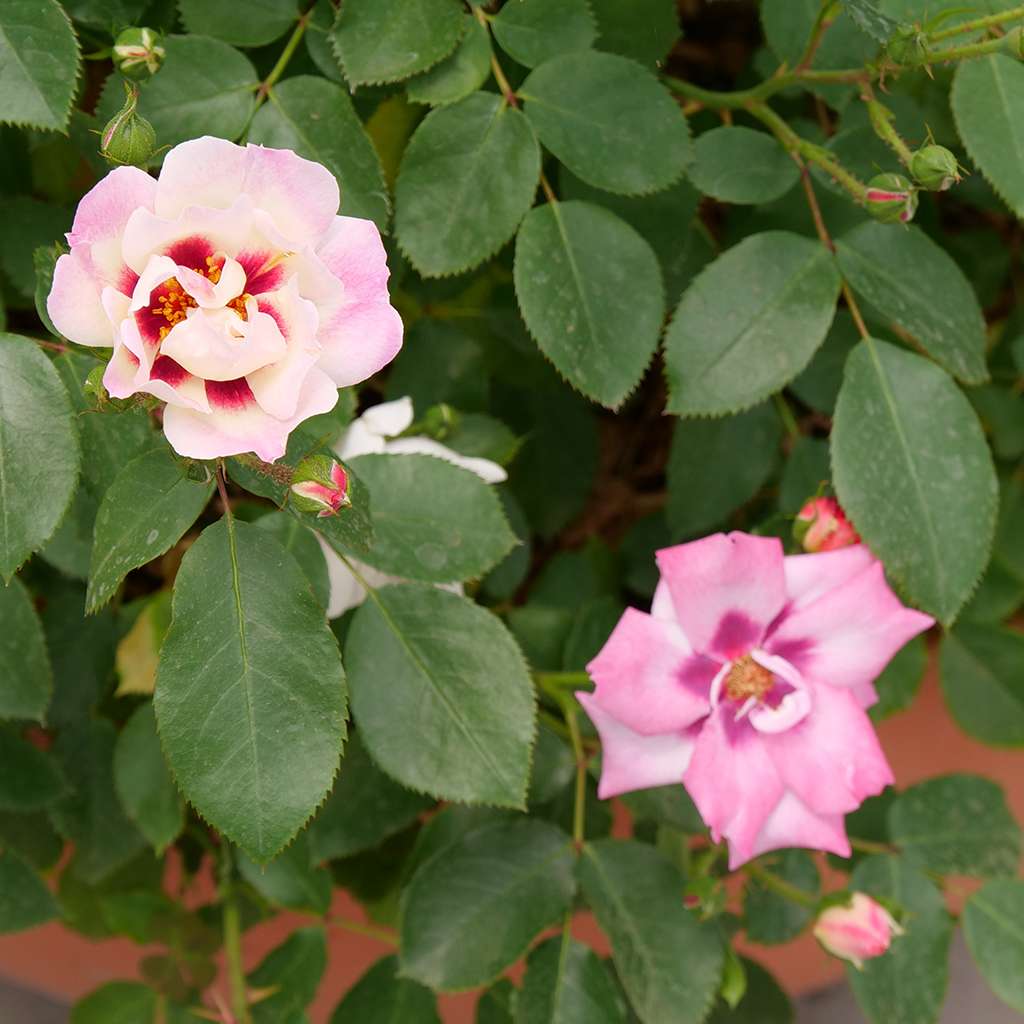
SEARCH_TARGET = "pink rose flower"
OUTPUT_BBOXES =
[47,137,403,462]
[579,533,933,869]
[814,892,904,969]
[796,496,860,552]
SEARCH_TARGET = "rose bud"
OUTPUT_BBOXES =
[814,892,904,969]
[910,145,960,192]
[112,27,165,80]
[100,82,156,168]
[1005,26,1024,59]
[794,497,860,553]
[865,173,918,224]
[290,455,351,518]
[886,25,929,67]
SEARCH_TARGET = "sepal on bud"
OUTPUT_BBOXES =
[290,455,351,518]
[909,144,960,191]
[814,892,904,969]
[112,27,165,80]
[865,172,918,224]
[886,25,930,67]
[795,496,859,552]
[100,82,157,168]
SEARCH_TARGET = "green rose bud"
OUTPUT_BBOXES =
[419,402,460,441]
[909,144,960,191]
[112,27,165,80]
[100,82,156,168]
[865,172,918,224]
[886,25,929,67]
[1005,26,1024,59]
[290,455,351,517]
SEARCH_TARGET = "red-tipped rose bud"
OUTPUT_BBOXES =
[910,144,960,192]
[795,497,859,553]
[814,893,903,969]
[865,172,918,224]
[290,455,350,518]
[113,27,165,80]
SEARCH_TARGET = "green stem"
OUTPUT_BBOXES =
[849,836,896,855]
[865,97,915,167]
[329,915,398,945]
[534,671,592,702]
[664,69,864,110]
[473,5,519,106]
[220,850,252,1024]
[258,11,311,104]
[563,698,587,849]
[216,461,234,520]
[747,863,819,909]
[795,0,837,71]
[925,33,1011,63]
[930,4,1024,41]
[773,393,801,440]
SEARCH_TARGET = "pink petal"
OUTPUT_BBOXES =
[103,342,141,398]
[47,250,116,347]
[683,705,785,864]
[745,792,850,867]
[577,693,696,799]
[766,560,933,693]
[656,533,787,659]
[145,355,210,411]
[782,544,875,611]
[586,608,711,736]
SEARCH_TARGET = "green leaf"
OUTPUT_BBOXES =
[178,0,297,46]
[155,518,347,863]
[70,982,157,1024]
[0,199,69,298]
[846,856,953,1024]
[951,56,1024,219]
[940,623,1024,746]
[331,0,465,86]
[50,718,147,884]
[790,310,859,415]
[492,0,596,68]
[962,879,1024,1013]
[0,334,79,580]
[248,927,326,1024]
[831,339,997,624]
[238,832,332,914]
[0,725,65,811]
[743,851,819,944]
[664,231,840,416]
[889,774,1021,877]
[666,403,781,538]
[0,577,52,722]
[250,75,390,232]
[99,35,257,150]
[478,979,519,1024]
[308,730,433,862]
[835,223,988,385]
[578,839,724,1023]
[0,849,58,933]
[842,0,902,42]
[112,703,184,854]
[870,635,927,722]
[778,436,830,516]
[0,0,80,131]
[33,243,62,336]
[254,511,330,611]
[689,127,799,205]
[86,448,213,614]
[620,784,704,834]
[521,51,690,196]
[407,14,491,107]
[400,818,575,990]
[0,810,63,871]
[707,958,793,1024]
[345,453,516,582]
[331,955,440,1023]
[517,935,627,1023]
[514,201,664,408]
[589,0,679,65]
[395,92,541,276]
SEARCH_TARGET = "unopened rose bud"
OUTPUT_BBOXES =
[419,402,460,441]
[814,892,903,969]
[886,25,929,67]
[865,172,918,224]
[100,82,156,168]
[910,145,960,191]
[290,455,350,517]
[112,27,165,80]
[795,497,859,553]
[1005,26,1024,59]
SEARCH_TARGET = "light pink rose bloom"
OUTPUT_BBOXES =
[814,892,904,968]
[47,137,403,462]
[579,532,933,869]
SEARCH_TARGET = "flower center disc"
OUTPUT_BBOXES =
[724,654,774,703]
[150,256,251,339]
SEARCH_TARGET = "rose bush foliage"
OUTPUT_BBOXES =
[1,0,1023,1021]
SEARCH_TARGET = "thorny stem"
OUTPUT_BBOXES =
[746,863,819,909]
[473,6,519,107]
[796,0,836,72]
[864,93,915,166]
[930,3,1024,40]
[220,849,252,1024]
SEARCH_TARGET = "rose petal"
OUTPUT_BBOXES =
[746,791,850,868]
[47,250,117,347]
[384,437,508,484]
[782,544,876,612]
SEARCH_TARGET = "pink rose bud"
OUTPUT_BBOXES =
[290,455,350,518]
[865,172,918,224]
[795,497,860,553]
[814,892,904,969]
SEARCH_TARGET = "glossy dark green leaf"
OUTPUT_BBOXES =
[492,0,596,68]
[395,92,541,276]
[589,0,679,65]
[0,577,52,722]
[347,584,535,807]
[0,334,79,581]
[962,879,1024,1013]
[112,703,184,854]
[836,222,988,385]
[521,51,690,196]
[664,232,840,416]
[249,927,326,1024]
[790,310,859,415]
[400,818,575,990]
[889,774,1021,877]
[250,75,390,231]
[940,623,1024,746]
[578,840,724,1023]
[254,511,330,611]
[407,15,491,107]
[238,832,332,914]
[178,0,297,46]
[743,851,819,944]
[514,201,664,408]
[842,0,901,41]
[0,849,58,933]
[331,0,465,85]
[832,340,997,624]
[0,726,65,811]
[332,955,440,1023]
[0,199,69,298]
[689,127,799,204]
[870,635,928,723]
[155,518,347,863]
[86,448,213,614]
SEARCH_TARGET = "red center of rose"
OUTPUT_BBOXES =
[724,654,774,703]
[150,255,252,340]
